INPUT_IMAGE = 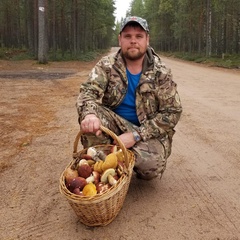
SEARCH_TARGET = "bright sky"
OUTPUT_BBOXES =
[114,0,132,22]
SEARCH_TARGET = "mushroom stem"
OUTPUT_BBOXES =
[108,174,118,186]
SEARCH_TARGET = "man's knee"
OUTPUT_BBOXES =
[132,138,169,180]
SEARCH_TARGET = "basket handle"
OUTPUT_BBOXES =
[73,125,129,168]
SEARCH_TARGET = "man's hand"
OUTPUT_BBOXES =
[114,132,137,149]
[80,114,102,136]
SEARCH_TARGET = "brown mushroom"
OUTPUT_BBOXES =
[67,177,87,192]
[73,188,84,196]
[81,154,93,160]
[96,182,111,194]
[78,164,92,179]
[64,167,79,185]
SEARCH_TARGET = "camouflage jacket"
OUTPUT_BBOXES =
[76,47,182,142]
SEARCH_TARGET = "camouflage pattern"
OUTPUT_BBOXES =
[76,46,182,180]
[120,16,149,33]
[80,107,169,180]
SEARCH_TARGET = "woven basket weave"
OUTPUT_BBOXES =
[59,126,135,226]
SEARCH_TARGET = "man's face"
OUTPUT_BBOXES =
[118,25,149,61]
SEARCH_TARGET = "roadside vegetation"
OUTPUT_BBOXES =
[0,0,239,69]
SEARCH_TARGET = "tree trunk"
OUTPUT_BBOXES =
[206,0,212,56]
[38,0,48,63]
[236,13,240,54]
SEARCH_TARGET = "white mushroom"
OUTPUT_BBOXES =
[87,147,98,159]
[86,171,100,184]
[78,159,89,166]
[100,168,117,183]
[108,175,118,186]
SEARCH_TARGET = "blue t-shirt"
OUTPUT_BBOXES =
[113,69,141,126]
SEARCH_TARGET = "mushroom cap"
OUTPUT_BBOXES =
[87,147,97,157]
[93,160,104,173]
[101,168,116,183]
[64,167,79,184]
[102,153,118,172]
[67,177,87,192]
[78,164,92,179]
[82,182,97,196]
[78,159,89,166]
[115,149,124,162]
[96,182,111,194]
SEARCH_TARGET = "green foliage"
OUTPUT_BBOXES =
[0,48,34,60]
[161,52,240,69]
[1,0,240,62]
[141,0,240,57]
[47,49,109,62]
[0,0,115,60]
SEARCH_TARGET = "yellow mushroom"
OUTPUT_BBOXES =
[115,149,124,162]
[82,182,97,196]
[102,153,118,172]
[93,160,104,173]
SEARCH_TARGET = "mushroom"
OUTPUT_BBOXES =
[85,171,100,184]
[111,145,118,153]
[64,167,79,185]
[78,164,92,179]
[115,149,124,162]
[116,161,125,177]
[73,188,84,196]
[108,174,118,186]
[93,160,104,173]
[96,182,111,194]
[78,159,89,166]
[67,177,87,192]
[97,150,107,160]
[87,159,95,166]
[82,182,97,196]
[87,147,98,160]
[102,153,118,172]
[86,147,106,161]
[101,168,117,183]
[81,154,93,160]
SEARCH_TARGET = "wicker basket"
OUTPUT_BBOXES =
[59,125,135,226]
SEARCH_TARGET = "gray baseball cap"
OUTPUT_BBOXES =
[120,16,149,33]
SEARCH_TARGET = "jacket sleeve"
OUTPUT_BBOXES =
[138,66,182,142]
[76,60,108,122]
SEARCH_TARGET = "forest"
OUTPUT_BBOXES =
[0,0,239,66]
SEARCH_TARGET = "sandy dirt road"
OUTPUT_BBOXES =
[0,50,240,240]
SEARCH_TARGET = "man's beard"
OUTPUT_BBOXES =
[122,48,145,61]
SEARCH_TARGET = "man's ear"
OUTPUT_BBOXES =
[118,34,121,47]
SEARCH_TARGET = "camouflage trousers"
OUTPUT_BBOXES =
[80,106,171,180]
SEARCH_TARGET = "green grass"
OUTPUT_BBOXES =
[0,48,109,62]
[1,48,239,69]
[161,52,240,69]
[0,48,35,60]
